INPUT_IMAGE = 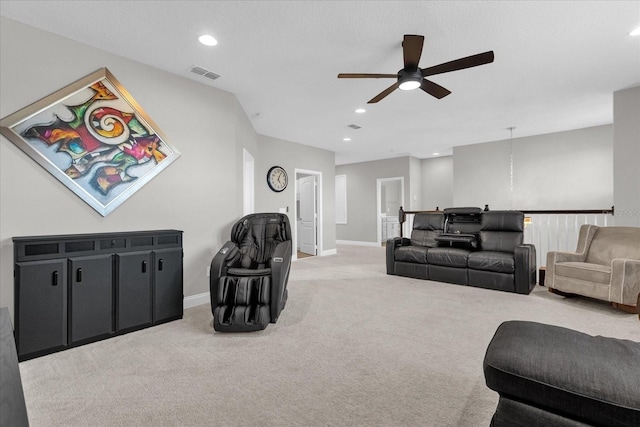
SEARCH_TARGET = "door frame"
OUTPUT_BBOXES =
[242,148,254,216]
[376,176,405,245]
[294,168,322,261]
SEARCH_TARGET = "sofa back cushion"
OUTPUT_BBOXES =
[410,213,445,247]
[585,227,640,265]
[479,211,524,253]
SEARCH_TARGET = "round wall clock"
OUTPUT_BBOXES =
[267,166,288,192]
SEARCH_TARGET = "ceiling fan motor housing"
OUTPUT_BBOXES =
[398,68,423,90]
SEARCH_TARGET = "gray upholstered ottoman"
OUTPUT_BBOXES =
[483,321,640,427]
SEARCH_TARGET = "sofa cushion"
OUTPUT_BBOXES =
[468,251,515,273]
[410,213,444,247]
[479,211,524,253]
[484,321,640,427]
[585,226,640,266]
[481,210,524,232]
[555,262,611,285]
[426,247,470,267]
[394,245,429,264]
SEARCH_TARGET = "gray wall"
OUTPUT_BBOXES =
[409,156,422,210]
[255,134,336,254]
[613,85,640,226]
[335,156,410,243]
[453,125,613,210]
[421,156,454,210]
[0,17,336,318]
[339,125,615,244]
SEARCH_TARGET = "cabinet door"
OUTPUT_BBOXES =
[116,252,152,331]
[153,248,183,324]
[69,255,114,344]
[15,260,67,359]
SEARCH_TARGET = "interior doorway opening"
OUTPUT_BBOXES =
[376,177,404,246]
[294,169,322,260]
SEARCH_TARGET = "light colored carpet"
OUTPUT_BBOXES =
[19,245,640,426]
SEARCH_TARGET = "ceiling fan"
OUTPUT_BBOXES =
[337,34,494,103]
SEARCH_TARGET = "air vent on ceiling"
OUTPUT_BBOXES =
[188,65,220,81]
[347,124,362,130]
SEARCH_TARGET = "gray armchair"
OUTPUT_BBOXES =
[546,224,640,317]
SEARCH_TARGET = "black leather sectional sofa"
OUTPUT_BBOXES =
[386,208,537,294]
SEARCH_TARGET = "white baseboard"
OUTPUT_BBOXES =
[336,240,380,247]
[183,291,210,309]
[321,248,337,256]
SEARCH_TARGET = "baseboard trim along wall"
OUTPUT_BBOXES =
[336,240,381,247]
[184,292,210,309]
[321,248,337,256]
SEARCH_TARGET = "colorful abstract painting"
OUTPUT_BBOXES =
[0,68,180,216]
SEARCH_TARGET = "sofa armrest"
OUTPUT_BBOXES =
[514,244,537,294]
[609,258,640,306]
[386,237,406,275]
[545,250,587,289]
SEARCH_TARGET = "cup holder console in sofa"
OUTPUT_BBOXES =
[386,208,537,294]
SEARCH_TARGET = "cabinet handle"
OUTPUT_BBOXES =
[142,260,147,273]
[52,270,58,286]
[77,268,83,283]
[158,259,164,271]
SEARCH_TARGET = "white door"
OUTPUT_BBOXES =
[299,175,317,255]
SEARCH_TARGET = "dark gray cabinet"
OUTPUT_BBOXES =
[153,248,184,324]
[69,254,113,344]
[117,251,152,331]
[15,259,67,357]
[13,230,183,361]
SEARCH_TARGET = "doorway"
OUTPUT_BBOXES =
[376,177,404,245]
[294,169,322,260]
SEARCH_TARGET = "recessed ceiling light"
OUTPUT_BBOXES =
[199,35,218,46]
[433,152,440,156]
[355,108,366,113]
[343,137,351,142]
[630,26,640,36]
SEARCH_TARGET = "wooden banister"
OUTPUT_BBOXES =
[398,206,615,238]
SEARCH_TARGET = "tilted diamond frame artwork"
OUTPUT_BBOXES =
[0,68,180,216]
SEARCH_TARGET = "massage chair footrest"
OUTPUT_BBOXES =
[213,276,271,332]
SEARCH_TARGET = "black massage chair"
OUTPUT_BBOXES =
[210,213,292,332]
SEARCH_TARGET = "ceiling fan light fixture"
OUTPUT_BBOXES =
[399,80,421,91]
[398,69,423,91]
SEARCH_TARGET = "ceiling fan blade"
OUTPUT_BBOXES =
[422,51,494,77]
[337,73,397,78]
[368,82,400,103]
[403,34,424,69]
[421,79,451,99]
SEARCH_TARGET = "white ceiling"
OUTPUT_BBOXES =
[1,1,639,165]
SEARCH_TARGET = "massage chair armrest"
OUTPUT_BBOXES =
[270,240,292,321]
[514,244,537,294]
[209,241,240,310]
[610,259,640,306]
